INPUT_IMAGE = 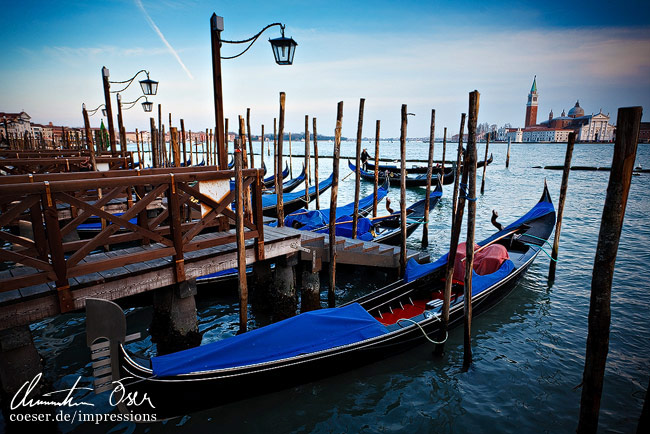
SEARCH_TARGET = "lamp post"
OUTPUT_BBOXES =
[101,66,158,156]
[116,94,154,154]
[210,13,297,169]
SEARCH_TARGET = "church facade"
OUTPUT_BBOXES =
[501,77,615,142]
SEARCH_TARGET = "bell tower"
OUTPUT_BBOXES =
[525,76,538,127]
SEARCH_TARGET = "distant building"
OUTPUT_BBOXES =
[502,78,616,143]
[0,111,32,139]
[639,122,650,143]
[525,77,539,128]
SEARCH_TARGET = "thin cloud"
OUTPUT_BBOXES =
[134,0,193,79]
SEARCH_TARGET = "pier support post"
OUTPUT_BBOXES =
[300,250,321,313]
[251,260,273,312]
[270,253,297,320]
[0,326,52,424]
[150,280,200,355]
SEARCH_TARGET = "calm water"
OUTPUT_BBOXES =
[10,140,650,433]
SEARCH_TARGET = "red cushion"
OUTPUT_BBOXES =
[474,244,509,276]
[452,242,509,283]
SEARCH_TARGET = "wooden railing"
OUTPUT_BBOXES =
[0,168,265,312]
[0,150,132,159]
[0,164,224,185]
[0,156,133,174]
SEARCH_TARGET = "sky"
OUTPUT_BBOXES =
[1,0,649,138]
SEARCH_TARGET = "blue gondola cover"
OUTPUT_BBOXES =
[284,182,389,230]
[151,303,388,377]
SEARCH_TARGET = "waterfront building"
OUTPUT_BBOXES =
[503,78,617,143]
[0,111,32,139]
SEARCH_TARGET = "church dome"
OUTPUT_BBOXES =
[568,100,584,118]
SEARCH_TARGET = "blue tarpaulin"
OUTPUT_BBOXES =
[77,213,137,231]
[151,303,388,377]
[284,182,389,230]
[261,174,334,209]
[315,216,375,241]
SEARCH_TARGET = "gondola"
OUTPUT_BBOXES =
[348,160,455,186]
[85,182,555,420]
[261,174,334,218]
[262,162,289,188]
[315,175,442,243]
[366,153,493,174]
[264,165,305,194]
[283,177,389,230]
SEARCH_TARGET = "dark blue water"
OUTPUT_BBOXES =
[16,140,650,433]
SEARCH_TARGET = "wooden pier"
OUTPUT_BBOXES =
[0,224,428,332]
[0,162,428,332]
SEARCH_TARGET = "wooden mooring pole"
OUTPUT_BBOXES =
[329,101,344,308]
[353,98,365,239]
[577,106,642,434]
[452,114,466,223]
[463,90,480,371]
[304,115,310,204]
[373,120,380,217]
[289,132,293,178]
[399,104,408,276]
[422,109,435,248]
[260,124,265,168]
[313,117,320,210]
[435,116,468,357]
[172,128,181,167]
[234,138,248,333]
[548,132,575,282]
[506,137,511,168]
[225,118,229,161]
[442,127,447,173]
[82,104,97,171]
[480,134,490,195]
[135,128,142,167]
[150,118,159,168]
[181,119,187,166]
[247,108,254,168]
[276,93,286,225]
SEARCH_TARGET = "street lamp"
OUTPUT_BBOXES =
[101,67,159,155]
[269,26,297,65]
[210,13,297,169]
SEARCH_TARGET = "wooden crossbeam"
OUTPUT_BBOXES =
[66,183,168,268]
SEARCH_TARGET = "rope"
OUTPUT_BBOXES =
[396,315,448,345]
[523,242,557,262]
[459,182,477,202]
[519,233,553,248]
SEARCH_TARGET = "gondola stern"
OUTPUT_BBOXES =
[86,298,136,397]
